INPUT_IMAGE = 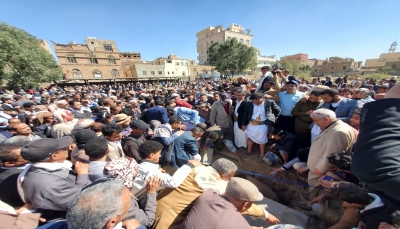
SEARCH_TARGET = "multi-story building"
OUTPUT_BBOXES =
[255,53,276,71]
[120,52,142,78]
[196,23,254,64]
[312,57,363,75]
[152,54,192,78]
[364,52,400,69]
[53,37,142,81]
[131,64,165,80]
[280,53,309,65]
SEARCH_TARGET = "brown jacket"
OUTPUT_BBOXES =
[153,168,266,229]
[329,202,359,229]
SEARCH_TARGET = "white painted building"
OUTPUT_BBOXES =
[256,54,277,71]
[153,54,190,78]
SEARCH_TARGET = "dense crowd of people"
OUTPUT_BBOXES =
[0,66,399,229]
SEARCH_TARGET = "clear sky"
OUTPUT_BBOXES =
[1,0,399,64]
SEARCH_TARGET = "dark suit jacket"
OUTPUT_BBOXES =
[0,168,25,207]
[145,106,169,124]
[232,99,247,128]
[242,99,281,127]
[352,98,400,202]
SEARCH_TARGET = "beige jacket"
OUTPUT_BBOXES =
[307,120,355,173]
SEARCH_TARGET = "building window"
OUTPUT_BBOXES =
[142,71,147,75]
[172,71,174,74]
[111,69,119,78]
[67,57,77,63]
[93,69,102,78]
[167,72,170,75]
[314,69,318,72]
[331,67,334,69]
[246,40,250,45]
[180,62,184,66]
[89,58,98,64]
[108,59,116,64]
[325,65,328,68]
[125,65,130,69]
[72,69,82,78]
[151,71,155,75]
[240,39,244,43]
[182,71,186,76]
[158,71,162,75]
[185,62,188,66]
[104,45,113,51]
[176,62,180,66]
[342,65,347,70]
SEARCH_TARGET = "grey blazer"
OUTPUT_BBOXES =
[210,101,233,128]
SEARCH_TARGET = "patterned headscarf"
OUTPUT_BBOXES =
[104,157,139,190]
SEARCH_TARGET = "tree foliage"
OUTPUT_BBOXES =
[0,22,62,89]
[377,66,396,75]
[207,38,256,77]
[279,59,312,80]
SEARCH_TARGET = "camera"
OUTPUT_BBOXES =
[271,63,282,74]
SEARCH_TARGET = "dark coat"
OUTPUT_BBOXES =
[242,100,281,127]
[232,99,247,128]
[145,106,169,124]
[170,131,198,168]
[0,168,25,207]
[274,131,300,160]
[352,98,400,202]
[360,194,400,229]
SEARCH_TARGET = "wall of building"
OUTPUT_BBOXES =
[54,40,123,80]
[131,64,165,79]
[196,23,253,64]
[364,52,400,69]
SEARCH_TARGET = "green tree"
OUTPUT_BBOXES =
[279,59,312,80]
[207,38,256,78]
[0,22,62,89]
[377,66,396,75]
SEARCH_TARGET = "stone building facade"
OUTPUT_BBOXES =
[196,23,254,64]
[312,57,363,75]
[53,37,142,82]
[120,52,142,78]
[364,52,400,69]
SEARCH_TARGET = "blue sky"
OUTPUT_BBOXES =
[1,0,399,64]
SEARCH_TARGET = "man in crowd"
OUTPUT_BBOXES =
[170,93,192,108]
[241,91,281,163]
[18,136,91,221]
[300,109,355,210]
[256,66,273,91]
[275,80,304,133]
[102,123,124,160]
[210,92,233,141]
[318,89,360,123]
[170,127,204,168]
[166,105,201,130]
[114,113,132,137]
[0,142,28,208]
[352,83,400,202]
[122,120,150,162]
[180,177,278,229]
[145,97,169,124]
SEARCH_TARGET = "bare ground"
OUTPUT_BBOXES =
[213,145,325,229]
